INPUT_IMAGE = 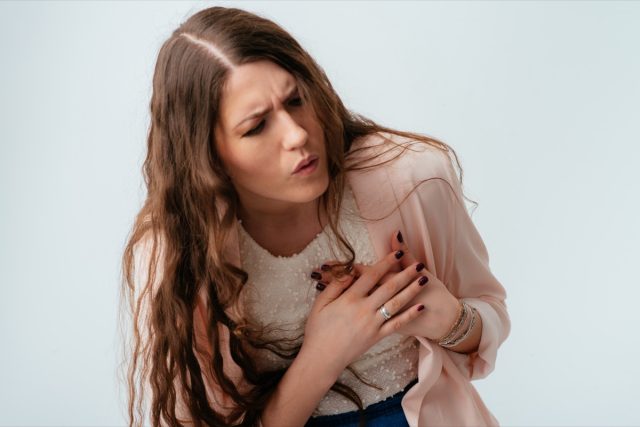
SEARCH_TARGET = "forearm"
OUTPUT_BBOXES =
[260,348,339,427]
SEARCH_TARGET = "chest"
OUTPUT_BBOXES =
[237,186,386,371]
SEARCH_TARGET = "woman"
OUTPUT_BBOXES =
[120,6,510,427]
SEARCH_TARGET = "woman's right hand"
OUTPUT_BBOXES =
[300,250,428,379]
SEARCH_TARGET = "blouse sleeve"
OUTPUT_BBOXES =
[403,146,511,381]
[437,152,511,381]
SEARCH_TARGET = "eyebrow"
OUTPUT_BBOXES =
[233,84,299,131]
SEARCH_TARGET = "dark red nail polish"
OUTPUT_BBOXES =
[396,231,404,243]
[316,282,326,291]
[418,276,428,286]
[320,264,331,271]
[417,304,425,311]
[416,263,424,272]
[310,271,322,280]
[395,250,404,259]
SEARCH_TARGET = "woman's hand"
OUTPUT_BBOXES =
[309,230,461,342]
[300,249,428,379]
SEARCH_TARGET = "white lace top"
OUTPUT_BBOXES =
[237,182,419,417]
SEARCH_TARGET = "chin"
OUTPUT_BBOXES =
[284,175,330,204]
[288,187,327,204]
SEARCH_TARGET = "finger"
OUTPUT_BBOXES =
[365,269,418,296]
[378,303,426,337]
[374,273,429,321]
[365,271,395,296]
[311,270,356,307]
[345,250,405,298]
[310,261,341,283]
[391,230,419,270]
[369,261,426,309]
[311,262,364,284]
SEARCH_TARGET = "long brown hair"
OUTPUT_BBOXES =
[119,6,473,427]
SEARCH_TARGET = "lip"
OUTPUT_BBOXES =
[292,155,319,174]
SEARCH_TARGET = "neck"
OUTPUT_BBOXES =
[236,195,329,258]
[237,196,325,232]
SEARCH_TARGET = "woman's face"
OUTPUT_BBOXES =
[214,60,329,215]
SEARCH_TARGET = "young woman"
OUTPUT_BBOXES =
[120,6,510,427]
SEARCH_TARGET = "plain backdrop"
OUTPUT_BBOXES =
[1,1,638,426]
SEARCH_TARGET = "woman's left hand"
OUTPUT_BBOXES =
[310,230,461,341]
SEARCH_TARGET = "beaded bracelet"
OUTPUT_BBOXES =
[440,306,478,348]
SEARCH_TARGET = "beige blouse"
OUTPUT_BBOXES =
[237,181,419,416]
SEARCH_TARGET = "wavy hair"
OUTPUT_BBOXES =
[119,6,474,427]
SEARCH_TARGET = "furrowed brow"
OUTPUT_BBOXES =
[234,84,299,130]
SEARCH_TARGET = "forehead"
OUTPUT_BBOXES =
[218,61,296,124]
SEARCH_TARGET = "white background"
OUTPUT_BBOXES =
[1,1,638,426]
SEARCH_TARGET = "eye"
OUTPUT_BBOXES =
[242,96,302,138]
[244,120,265,137]
[288,96,303,107]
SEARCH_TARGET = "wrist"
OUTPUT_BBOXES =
[433,300,482,353]
[444,309,483,354]
[436,298,464,341]
[297,345,342,386]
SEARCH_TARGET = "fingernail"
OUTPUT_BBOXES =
[418,276,428,286]
[320,264,331,271]
[396,231,404,243]
[310,271,322,280]
[315,282,326,291]
[416,263,424,272]
[395,250,404,259]
[417,304,425,311]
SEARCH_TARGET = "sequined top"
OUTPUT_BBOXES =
[237,181,419,416]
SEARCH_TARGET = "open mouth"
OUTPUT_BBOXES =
[294,158,318,175]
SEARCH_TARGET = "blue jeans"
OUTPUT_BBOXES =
[304,378,418,427]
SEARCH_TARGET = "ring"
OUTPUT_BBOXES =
[379,305,392,321]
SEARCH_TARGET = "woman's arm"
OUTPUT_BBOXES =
[260,347,340,427]
[417,150,510,379]
[187,305,340,427]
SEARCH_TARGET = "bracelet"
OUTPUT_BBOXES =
[440,306,478,348]
[435,300,466,343]
[439,303,471,346]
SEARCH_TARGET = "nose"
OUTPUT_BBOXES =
[278,110,308,150]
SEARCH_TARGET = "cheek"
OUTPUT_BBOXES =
[227,149,280,183]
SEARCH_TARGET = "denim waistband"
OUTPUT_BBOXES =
[305,377,419,426]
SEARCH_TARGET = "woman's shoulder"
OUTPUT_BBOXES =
[348,131,458,191]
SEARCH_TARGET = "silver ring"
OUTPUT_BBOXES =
[379,305,392,321]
